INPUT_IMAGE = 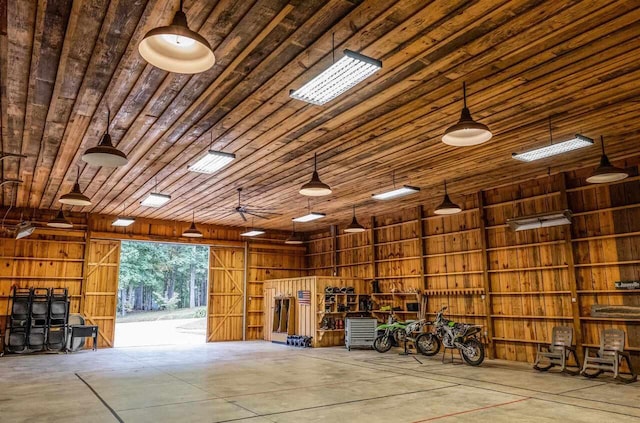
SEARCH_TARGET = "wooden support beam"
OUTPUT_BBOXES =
[477,191,495,359]
[560,172,584,360]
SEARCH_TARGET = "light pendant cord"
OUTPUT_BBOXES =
[600,136,606,155]
[462,82,467,108]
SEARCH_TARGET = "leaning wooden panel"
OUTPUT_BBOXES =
[82,239,121,348]
[208,247,245,342]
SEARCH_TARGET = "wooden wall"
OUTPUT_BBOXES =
[307,167,640,364]
[0,211,303,347]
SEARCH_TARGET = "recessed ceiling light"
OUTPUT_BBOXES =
[290,50,381,105]
[112,217,135,227]
[188,150,235,174]
[372,185,420,201]
[138,1,215,74]
[442,82,492,147]
[512,135,593,162]
[141,193,171,207]
[241,229,265,237]
[292,212,326,223]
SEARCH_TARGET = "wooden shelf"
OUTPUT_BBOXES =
[425,312,485,318]
[572,203,640,217]
[375,237,420,246]
[491,291,571,295]
[578,290,640,294]
[486,240,565,252]
[372,292,420,296]
[374,275,422,279]
[336,245,371,252]
[424,288,484,295]
[424,249,482,258]
[483,191,560,208]
[375,256,421,263]
[572,231,640,242]
[487,265,568,273]
[371,310,418,314]
[574,260,640,268]
[374,220,420,230]
[249,266,306,271]
[425,271,483,277]
[491,315,572,320]
[424,228,480,238]
[0,257,84,262]
[580,317,640,322]
[0,276,82,280]
[336,261,372,267]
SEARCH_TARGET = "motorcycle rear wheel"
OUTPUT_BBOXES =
[416,333,440,356]
[461,338,485,366]
[373,334,393,353]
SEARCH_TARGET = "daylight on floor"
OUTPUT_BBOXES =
[1,1,639,422]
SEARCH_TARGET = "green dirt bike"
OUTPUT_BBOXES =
[373,318,429,353]
[415,306,485,366]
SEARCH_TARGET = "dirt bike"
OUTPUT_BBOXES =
[373,317,429,353]
[415,306,485,366]
[373,317,408,352]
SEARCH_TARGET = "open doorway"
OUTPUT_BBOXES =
[114,241,209,347]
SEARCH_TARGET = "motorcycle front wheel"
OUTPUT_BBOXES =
[461,338,485,366]
[416,333,440,356]
[373,334,393,353]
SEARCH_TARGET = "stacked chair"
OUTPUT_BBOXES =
[4,287,70,354]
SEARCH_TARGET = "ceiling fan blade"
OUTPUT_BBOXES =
[238,211,247,222]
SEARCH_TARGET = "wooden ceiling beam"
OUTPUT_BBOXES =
[136,1,638,224]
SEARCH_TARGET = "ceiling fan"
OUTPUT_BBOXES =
[216,188,281,222]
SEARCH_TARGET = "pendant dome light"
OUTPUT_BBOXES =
[442,82,492,147]
[82,107,128,167]
[434,180,462,215]
[138,0,215,74]
[285,222,304,245]
[182,211,203,238]
[59,166,92,206]
[47,209,73,229]
[299,153,332,196]
[586,136,628,184]
[344,205,366,233]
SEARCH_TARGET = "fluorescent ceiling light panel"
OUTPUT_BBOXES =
[290,50,382,105]
[507,210,572,231]
[372,185,420,201]
[112,217,135,227]
[16,223,35,240]
[241,230,265,237]
[141,193,171,207]
[512,135,593,162]
[188,150,235,174]
[292,212,326,223]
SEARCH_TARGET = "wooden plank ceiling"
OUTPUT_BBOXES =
[1,0,640,232]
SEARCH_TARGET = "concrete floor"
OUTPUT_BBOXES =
[0,342,639,422]
[115,318,206,347]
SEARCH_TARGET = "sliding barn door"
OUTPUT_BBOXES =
[208,247,245,341]
[82,239,121,348]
